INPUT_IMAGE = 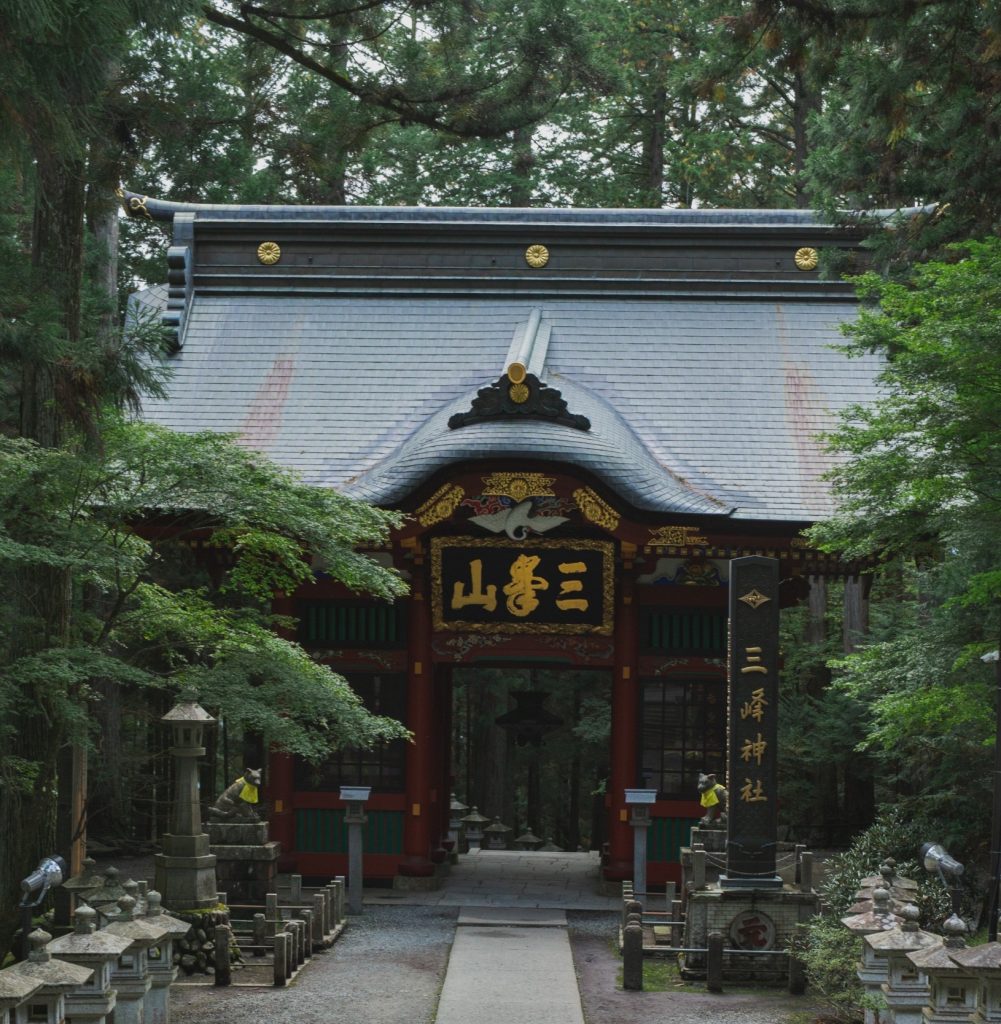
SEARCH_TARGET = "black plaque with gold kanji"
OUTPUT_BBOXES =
[722,556,782,888]
[430,537,613,635]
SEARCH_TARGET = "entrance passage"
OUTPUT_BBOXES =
[451,668,612,856]
[366,849,621,910]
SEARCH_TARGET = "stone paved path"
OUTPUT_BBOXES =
[436,911,584,1024]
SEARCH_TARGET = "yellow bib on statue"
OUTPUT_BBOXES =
[700,787,719,809]
[239,780,259,804]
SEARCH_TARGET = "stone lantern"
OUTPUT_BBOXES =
[948,941,1001,1023]
[141,891,192,1024]
[3,930,92,1024]
[60,860,102,909]
[864,904,941,1024]
[103,897,172,1024]
[842,887,899,938]
[0,970,43,1024]
[447,794,468,863]
[483,818,512,850]
[460,807,488,851]
[47,905,130,1024]
[514,831,542,851]
[906,914,975,1023]
[154,690,218,911]
[340,786,371,916]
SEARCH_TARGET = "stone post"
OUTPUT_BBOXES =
[312,894,326,947]
[214,925,232,987]
[154,692,219,911]
[907,915,975,1023]
[273,931,290,988]
[253,914,267,956]
[2,929,92,1024]
[707,931,724,993]
[334,877,346,924]
[47,905,129,1024]
[622,913,643,991]
[864,905,941,1024]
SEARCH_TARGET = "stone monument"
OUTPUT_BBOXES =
[682,557,819,984]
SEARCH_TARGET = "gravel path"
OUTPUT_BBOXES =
[170,906,457,1024]
[567,912,822,1024]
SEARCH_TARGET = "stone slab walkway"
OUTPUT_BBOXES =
[436,913,584,1024]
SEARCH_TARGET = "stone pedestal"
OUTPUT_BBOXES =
[682,885,819,984]
[154,835,218,911]
[206,821,281,903]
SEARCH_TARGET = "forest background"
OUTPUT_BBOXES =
[2,0,1001,963]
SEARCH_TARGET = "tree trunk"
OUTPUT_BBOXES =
[641,84,667,207]
[0,154,86,959]
[510,128,534,207]
[842,576,875,830]
[805,576,840,844]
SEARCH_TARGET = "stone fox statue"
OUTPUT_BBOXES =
[209,768,262,820]
[697,772,727,827]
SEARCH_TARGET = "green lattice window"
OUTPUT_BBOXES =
[298,600,406,648]
[639,609,726,654]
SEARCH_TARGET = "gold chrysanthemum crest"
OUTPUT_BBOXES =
[257,241,282,265]
[794,246,819,271]
[524,244,550,268]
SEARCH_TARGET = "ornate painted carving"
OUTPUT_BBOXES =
[573,487,619,531]
[480,473,555,501]
[415,483,466,527]
[648,525,710,547]
[448,372,590,431]
[637,557,725,586]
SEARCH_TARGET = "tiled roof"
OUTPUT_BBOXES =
[140,292,877,521]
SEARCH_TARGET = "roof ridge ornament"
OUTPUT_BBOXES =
[448,367,591,432]
[449,310,589,431]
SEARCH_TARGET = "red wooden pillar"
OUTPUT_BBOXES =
[401,581,435,877]
[269,592,297,869]
[437,669,453,849]
[607,575,638,879]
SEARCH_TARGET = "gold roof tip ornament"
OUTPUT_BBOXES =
[507,361,529,403]
[524,244,550,268]
[794,247,819,271]
[257,241,282,265]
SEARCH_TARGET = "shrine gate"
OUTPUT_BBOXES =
[126,193,878,885]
